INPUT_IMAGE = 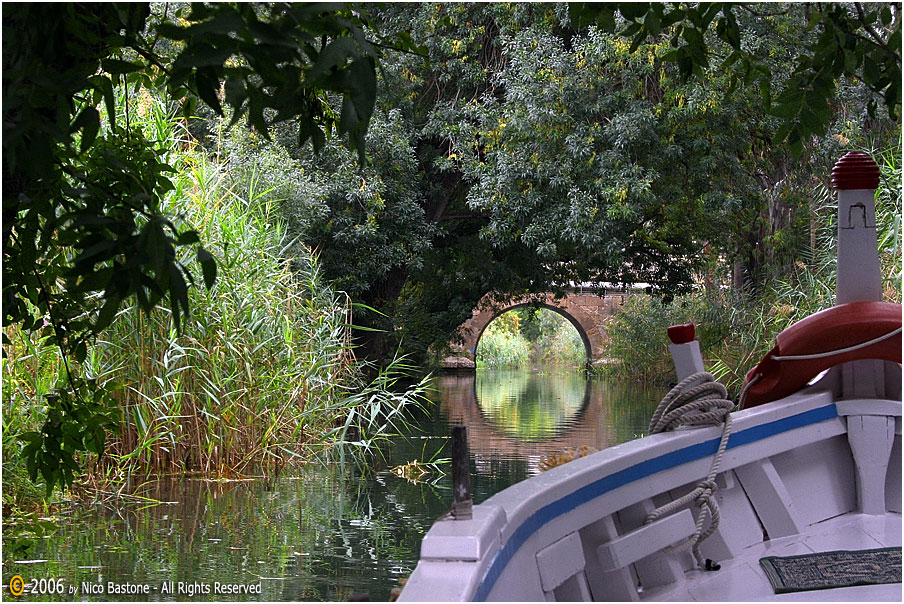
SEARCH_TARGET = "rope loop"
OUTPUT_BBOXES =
[644,371,734,570]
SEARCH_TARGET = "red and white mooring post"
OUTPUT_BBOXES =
[832,151,883,305]
[667,323,704,382]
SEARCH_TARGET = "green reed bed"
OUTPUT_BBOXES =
[100,155,427,476]
[2,96,428,498]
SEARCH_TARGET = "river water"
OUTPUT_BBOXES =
[3,369,663,601]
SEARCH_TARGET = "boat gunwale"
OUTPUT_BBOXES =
[462,386,896,601]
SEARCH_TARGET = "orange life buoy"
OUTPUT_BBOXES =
[742,301,902,407]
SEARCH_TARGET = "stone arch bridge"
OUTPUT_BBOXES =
[442,287,643,370]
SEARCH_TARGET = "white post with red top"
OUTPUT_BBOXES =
[828,153,889,399]
[830,152,898,514]
[667,323,704,381]
[832,151,883,305]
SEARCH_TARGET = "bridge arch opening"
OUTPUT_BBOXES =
[474,304,591,367]
[446,290,627,370]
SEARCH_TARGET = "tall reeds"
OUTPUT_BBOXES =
[2,91,429,488]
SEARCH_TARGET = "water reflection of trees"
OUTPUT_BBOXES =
[475,369,588,440]
[438,370,661,466]
[19,469,444,602]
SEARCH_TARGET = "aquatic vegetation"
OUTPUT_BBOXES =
[390,461,444,484]
[1,92,429,496]
[389,436,450,485]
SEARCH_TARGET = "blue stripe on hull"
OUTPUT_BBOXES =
[475,403,839,601]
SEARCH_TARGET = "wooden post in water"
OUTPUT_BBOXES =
[451,425,473,519]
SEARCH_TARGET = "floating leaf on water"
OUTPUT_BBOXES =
[538,446,597,472]
[390,459,447,483]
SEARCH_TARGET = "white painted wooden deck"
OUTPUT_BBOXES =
[648,512,902,602]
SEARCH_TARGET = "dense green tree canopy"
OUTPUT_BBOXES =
[275,2,899,358]
[571,2,901,154]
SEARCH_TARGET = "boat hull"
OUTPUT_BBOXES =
[400,364,902,602]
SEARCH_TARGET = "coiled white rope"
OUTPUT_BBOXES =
[644,371,734,570]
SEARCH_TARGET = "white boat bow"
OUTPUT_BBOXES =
[400,153,902,602]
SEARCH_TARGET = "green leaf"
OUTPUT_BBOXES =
[345,57,376,125]
[298,113,326,153]
[85,425,106,455]
[340,94,361,140]
[619,3,650,21]
[74,340,87,363]
[771,87,804,118]
[884,78,900,116]
[717,11,741,49]
[72,107,100,153]
[596,6,616,31]
[682,26,707,65]
[661,6,685,28]
[197,246,217,290]
[308,36,358,82]
[187,8,245,37]
[224,76,248,117]
[94,295,121,332]
[194,67,223,115]
[644,10,660,35]
[178,230,200,245]
[843,49,859,73]
[773,121,794,145]
[168,265,188,331]
[247,86,269,137]
[155,21,190,41]
[91,75,116,127]
[629,32,645,53]
[101,58,142,75]
[677,49,693,79]
[177,41,235,69]
[73,239,116,267]
[888,27,902,63]
[621,21,642,38]
[862,55,881,83]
